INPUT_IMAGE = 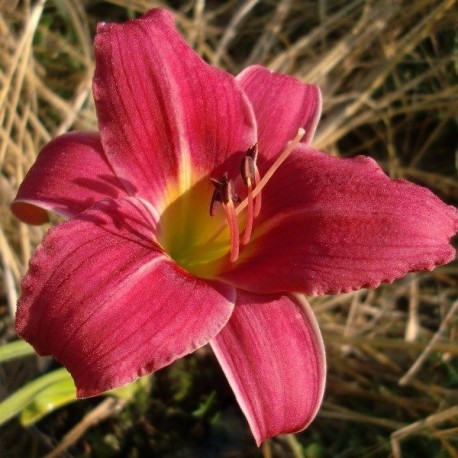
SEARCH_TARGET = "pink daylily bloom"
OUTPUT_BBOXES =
[12,8,457,445]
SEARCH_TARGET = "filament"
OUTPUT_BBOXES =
[222,199,239,262]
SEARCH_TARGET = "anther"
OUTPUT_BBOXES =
[210,174,240,262]
[244,142,258,165]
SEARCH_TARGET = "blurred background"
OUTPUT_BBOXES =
[0,0,457,456]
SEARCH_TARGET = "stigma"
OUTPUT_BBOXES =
[210,128,305,263]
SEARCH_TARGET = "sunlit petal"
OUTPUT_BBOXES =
[211,291,326,445]
[16,197,235,397]
[222,146,457,295]
[93,9,256,207]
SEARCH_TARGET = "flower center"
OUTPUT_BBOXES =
[157,128,305,278]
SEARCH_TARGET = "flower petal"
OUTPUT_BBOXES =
[16,196,235,397]
[237,65,321,164]
[222,146,457,295]
[11,132,126,225]
[211,292,326,445]
[93,9,256,207]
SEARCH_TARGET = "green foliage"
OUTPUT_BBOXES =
[19,371,76,426]
[0,340,148,430]
[0,340,35,363]
[0,366,72,426]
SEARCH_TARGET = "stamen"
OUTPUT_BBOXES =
[240,144,259,244]
[240,154,254,245]
[246,143,261,217]
[210,174,240,262]
[206,128,305,254]
[235,127,305,217]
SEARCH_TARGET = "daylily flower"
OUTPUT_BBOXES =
[12,8,457,445]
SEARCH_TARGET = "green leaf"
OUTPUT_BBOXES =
[0,352,151,427]
[0,367,73,426]
[192,391,216,418]
[20,374,76,426]
[18,374,150,425]
[0,340,35,363]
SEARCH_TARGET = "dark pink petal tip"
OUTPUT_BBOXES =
[211,292,326,445]
[11,132,126,225]
[16,197,235,397]
[222,147,457,295]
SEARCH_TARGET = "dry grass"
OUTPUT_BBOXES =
[1,0,457,457]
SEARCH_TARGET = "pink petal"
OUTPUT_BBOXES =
[16,197,235,397]
[221,146,457,295]
[237,65,321,164]
[93,9,256,206]
[211,291,326,445]
[11,132,126,225]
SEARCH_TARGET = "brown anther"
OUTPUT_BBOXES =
[210,173,239,216]
[246,143,258,161]
[241,143,258,186]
